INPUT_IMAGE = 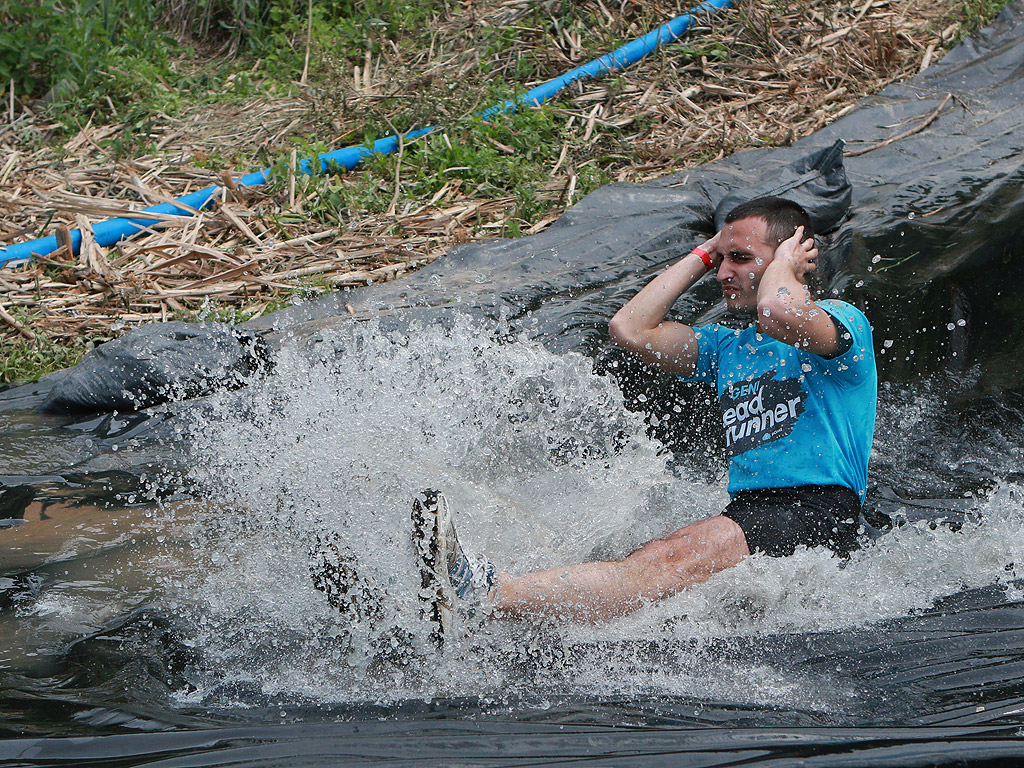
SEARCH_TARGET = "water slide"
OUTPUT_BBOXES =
[2,2,1024,766]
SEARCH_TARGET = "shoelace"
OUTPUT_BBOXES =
[449,550,495,601]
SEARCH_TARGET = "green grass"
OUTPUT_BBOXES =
[1,336,91,385]
[1,0,458,136]
[194,298,290,324]
[953,0,1013,40]
[6,0,1014,139]
[269,103,612,234]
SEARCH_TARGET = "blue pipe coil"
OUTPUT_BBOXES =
[0,0,730,268]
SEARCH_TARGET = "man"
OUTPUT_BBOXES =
[315,196,877,635]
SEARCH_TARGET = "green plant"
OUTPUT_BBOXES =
[0,335,91,384]
[666,40,731,66]
[0,0,64,99]
[953,0,1012,40]
[195,298,285,324]
[289,99,612,233]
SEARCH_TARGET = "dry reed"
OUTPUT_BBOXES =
[0,0,964,345]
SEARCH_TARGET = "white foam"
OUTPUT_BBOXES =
[160,315,1024,708]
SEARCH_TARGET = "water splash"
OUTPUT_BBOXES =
[146,314,1024,712]
[169,315,704,702]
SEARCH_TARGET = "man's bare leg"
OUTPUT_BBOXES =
[490,515,750,623]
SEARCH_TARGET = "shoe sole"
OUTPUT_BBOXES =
[411,489,454,648]
[309,532,383,623]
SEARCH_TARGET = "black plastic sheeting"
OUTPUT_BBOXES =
[40,322,270,413]
[3,2,1024,765]
[3,721,1024,767]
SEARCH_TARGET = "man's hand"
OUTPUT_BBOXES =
[696,230,724,271]
[772,226,818,283]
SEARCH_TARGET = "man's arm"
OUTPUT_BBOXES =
[609,234,720,377]
[756,226,844,358]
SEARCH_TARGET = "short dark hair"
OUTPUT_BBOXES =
[724,197,813,245]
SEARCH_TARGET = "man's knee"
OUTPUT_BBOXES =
[625,516,750,595]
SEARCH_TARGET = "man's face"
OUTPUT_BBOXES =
[716,216,777,313]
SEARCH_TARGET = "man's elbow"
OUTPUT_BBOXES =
[757,296,789,327]
[756,296,797,340]
[608,312,633,348]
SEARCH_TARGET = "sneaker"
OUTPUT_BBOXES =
[309,531,384,624]
[411,489,495,647]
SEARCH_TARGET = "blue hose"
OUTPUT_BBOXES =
[0,0,730,268]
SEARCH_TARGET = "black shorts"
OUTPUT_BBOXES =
[721,485,862,558]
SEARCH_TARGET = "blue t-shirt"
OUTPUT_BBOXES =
[683,300,877,501]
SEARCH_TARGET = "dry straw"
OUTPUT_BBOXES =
[1,0,960,344]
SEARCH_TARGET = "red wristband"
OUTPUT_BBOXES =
[692,247,714,271]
